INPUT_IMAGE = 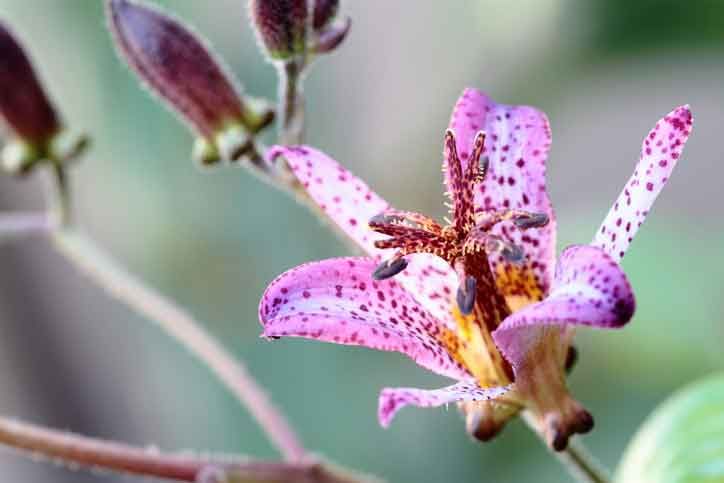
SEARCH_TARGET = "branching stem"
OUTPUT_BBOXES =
[51,229,306,462]
[0,416,370,483]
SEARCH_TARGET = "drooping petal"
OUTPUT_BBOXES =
[378,381,510,428]
[449,88,556,299]
[593,105,693,262]
[268,145,460,328]
[259,256,470,380]
[493,245,635,371]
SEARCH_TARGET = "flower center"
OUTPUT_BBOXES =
[367,130,549,387]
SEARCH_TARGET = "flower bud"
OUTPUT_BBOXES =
[313,0,338,30]
[0,22,88,175]
[0,21,60,146]
[310,16,351,54]
[248,0,309,61]
[107,0,272,163]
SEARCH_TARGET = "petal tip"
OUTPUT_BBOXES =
[377,388,400,428]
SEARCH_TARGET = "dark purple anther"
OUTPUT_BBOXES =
[372,258,408,281]
[514,212,550,230]
[456,275,477,315]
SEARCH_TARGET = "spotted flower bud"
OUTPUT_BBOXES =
[107,0,273,165]
[0,21,87,174]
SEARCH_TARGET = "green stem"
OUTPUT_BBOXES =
[522,411,611,483]
[278,59,305,145]
[49,163,71,227]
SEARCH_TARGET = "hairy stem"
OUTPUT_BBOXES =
[277,60,305,145]
[522,411,610,483]
[49,163,71,227]
[50,230,305,462]
[0,416,366,482]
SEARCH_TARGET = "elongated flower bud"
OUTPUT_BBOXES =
[107,0,272,164]
[0,21,60,146]
[0,21,88,174]
[248,0,309,61]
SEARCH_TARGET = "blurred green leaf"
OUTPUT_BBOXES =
[616,373,724,483]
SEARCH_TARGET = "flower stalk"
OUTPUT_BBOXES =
[50,229,306,462]
[36,156,306,462]
[278,59,306,145]
[0,212,51,242]
[522,411,610,483]
[0,415,371,483]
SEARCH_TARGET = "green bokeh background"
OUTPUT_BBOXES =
[0,1,722,482]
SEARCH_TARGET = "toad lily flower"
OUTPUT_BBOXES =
[259,89,692,450]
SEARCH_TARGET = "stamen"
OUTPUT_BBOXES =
[476,155,490,183]
[564,346,578,373]
[485,235,525,264]
[468,131,488,183]
[369,212,403,227]
[513,212,549,229]
[372,257,408,280]
[456,275,477,315]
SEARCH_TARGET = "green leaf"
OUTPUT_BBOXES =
[616,373,724,483]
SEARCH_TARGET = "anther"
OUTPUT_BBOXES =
[513,212,549,229]
[565,345,578,373]
[456,275,477,315]
[372,258,408,280]
[369,212,403,227]
[477,156,490,182]
[485,236,526,264]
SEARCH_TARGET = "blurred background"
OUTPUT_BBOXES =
[0,1,722,481]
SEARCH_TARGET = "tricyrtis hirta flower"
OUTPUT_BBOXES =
[259,89,692,450]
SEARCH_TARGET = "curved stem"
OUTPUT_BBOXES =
[522,411,610,483]
[0,212,52,242]
[51,230,306,462]
[0,416,363,483]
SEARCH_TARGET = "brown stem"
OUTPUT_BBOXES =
[51,230,306,462]
[0,416,369,482]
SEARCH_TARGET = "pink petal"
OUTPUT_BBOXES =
[449,88,556,294]
[378,381,510,428]
[259,257,470,381]
[493,245,635,370]
[593,105,693,262]
[268,145,460,330]
[268,145,389,254]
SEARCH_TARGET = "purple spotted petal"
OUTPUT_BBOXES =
[593,105,693,262]
[268,145,459,330]
[378,382,510,428]
[493,245,635,371]
[268,145,389,253]
[448,88,556,295]
[259,257,470,381]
